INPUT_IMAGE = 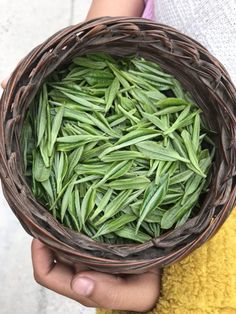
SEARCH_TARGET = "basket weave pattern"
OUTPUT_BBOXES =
[0,17,235,274]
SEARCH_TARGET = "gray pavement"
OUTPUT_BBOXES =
[0,1,95,313]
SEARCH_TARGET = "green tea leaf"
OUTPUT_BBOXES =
[105,176,150,190]
[59,91,104,111]
[161,180,205,229]
[73,57,107,69]
[86,112,119,138]
[115,225,151,243]
[136,175,169,232]
[39,135,50,168]
[132,59,172,79]
[37,85,47,146]
[93,214,136,238]
[99,129,161,158]
[34,150,51,182]
[90,189,113,221]
[74,175,101,184]
[49,106,64,156]
[66,146,84,179]
[95,190,133,225]
[41,178,54,205]
[105,77,120,112]
[74,163,109,176]
[129,70,173,85]
[100,150,144,162]
[81,186,96,226]
[170,170,193,185]
[155,105,186,116]
[141,111,167,131]
[136,141,190,163]
[61,181,75,221]
[163,105,191,135]
[55,152,67,194]
[181,130,206,177]
[192,113,200,152]
[117,105,140,124]
[56,134,108,143]
[107,62,130,88]
[74,186,82,230]
[95,160,132,187]
[156,97,190,108]
[176,208,192,227]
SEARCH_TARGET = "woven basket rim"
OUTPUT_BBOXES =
[0,17,235,273]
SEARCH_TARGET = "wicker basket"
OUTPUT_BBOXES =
[0,17,235,274]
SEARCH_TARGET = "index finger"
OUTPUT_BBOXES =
[31,239,98,307]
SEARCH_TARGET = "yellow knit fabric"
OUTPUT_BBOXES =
[97,208,236,314]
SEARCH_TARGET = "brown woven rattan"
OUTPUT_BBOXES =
[0,17,235,274]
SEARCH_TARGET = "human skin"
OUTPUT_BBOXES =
[1,78,8,89]
[86,0,145,20]
[1,1,161,311]
[30,239,161,311]
[1,1,145,90]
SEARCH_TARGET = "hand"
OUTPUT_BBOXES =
[1,77,8,89]
[32,239,161,312]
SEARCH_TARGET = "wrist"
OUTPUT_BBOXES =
[86,0,145,20]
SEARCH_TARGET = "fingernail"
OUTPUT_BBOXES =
[72,277,94,296]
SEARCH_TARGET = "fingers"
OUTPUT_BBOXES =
[31,239,97,307]
[1,77,9,89]
[71,268,161,312]
[32,239,161,311]
[32,239,71,289]
[1,59,22,89]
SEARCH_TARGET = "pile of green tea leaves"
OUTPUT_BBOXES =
[21,53,215,244]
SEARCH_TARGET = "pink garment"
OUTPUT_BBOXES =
[142,0,155,20]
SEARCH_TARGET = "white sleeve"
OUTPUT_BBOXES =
[155,0,236,84]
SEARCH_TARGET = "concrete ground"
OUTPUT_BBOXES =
[0,1,96,313]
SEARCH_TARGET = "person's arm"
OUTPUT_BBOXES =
[0,1,147,90]
[86,0,145,20]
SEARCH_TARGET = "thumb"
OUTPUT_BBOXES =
[71,269,161,312]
